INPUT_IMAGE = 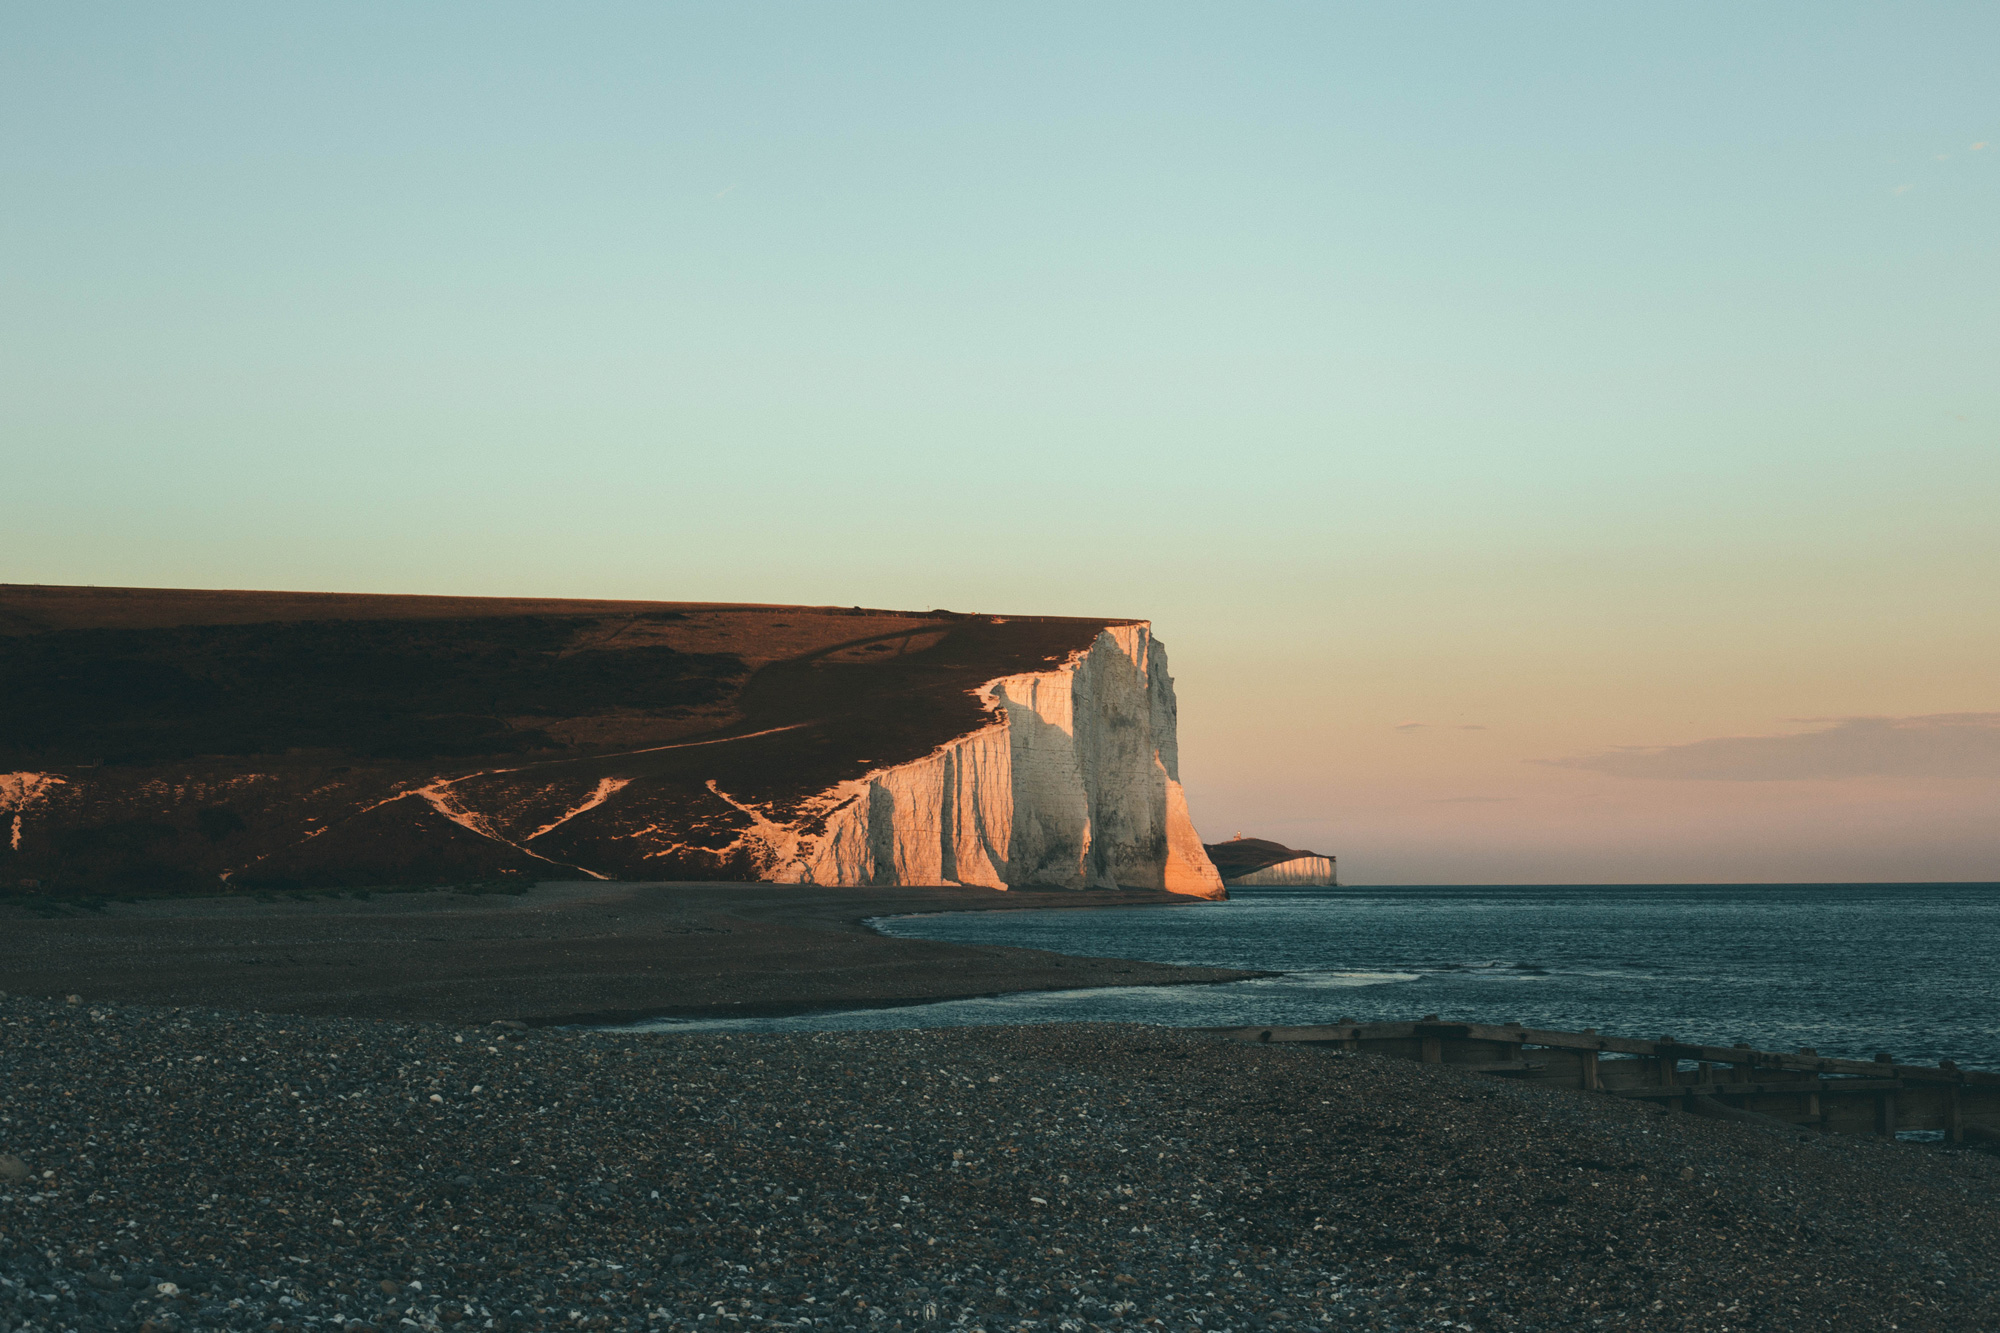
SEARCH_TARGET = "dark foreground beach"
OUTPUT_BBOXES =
[0,882,1259,1025]
[5,885,2000,1332]
[4,997,1999,1333]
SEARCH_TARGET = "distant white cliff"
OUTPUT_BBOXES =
[1226,855,1337,887]
[738,625,1225,897]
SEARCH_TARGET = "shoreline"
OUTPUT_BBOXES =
[576,964,1280,1024]
[578,970,1270,1031]
[0,880,1268,1025]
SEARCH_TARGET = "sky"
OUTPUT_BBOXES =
[3,3,1995,883]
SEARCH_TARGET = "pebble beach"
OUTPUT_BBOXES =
[5,995,1999,1333]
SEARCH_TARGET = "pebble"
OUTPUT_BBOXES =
[2,995,1998,1331]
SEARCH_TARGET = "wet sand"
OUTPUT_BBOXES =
[0,881,1263,1025]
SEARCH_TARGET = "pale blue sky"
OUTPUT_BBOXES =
[4,4,1995,880]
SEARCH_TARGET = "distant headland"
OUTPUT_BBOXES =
[0,584,1223,898]
[1203,835,1338,887]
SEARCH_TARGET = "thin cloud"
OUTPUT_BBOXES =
[1893,183,1915,195]
[1430,796,1517,804]
[1456,724,1488,731]
[1540,713,2000,782]
[1394,721,1428,731]
[1974,142,1989,151]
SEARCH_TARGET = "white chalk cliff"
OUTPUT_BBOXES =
[1227,855,1337,887]
[731,625,1224,897]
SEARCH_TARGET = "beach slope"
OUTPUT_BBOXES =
[0,881,1259,1024]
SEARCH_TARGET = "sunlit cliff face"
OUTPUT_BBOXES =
[760,625,1222,896]
[318,625,1223,896]
[0,586,1225,896]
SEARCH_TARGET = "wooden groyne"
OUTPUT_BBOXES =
[1216,1016,2000,1143]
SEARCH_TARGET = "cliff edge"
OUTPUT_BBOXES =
[0,585,1224,898]
[1203,836,1338,887]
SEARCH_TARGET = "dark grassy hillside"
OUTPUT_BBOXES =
[0,612,744,766]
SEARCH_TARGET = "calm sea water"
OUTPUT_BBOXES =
[625,885,2000,1069]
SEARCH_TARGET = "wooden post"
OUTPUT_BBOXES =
[1580,1049,1601,1091]
[1657,1039,1679,1090]
[1874,1054,1896,1137]
[1947,1082,1963,1145]
[1421,1034,1442,1064]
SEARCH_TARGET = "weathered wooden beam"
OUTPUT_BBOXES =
[1685,1094,1812,1134]
[1207,1020,2000,1088]
[1613,1078,1903,1100]
[1457,1061,1546,1074]
[1209,1023,1421,1044]
[1435,1023,1989,1083]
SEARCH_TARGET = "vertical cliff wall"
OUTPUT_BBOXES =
[757,625,1225,897]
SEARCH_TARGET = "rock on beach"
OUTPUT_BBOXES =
[2,996,1998,1332]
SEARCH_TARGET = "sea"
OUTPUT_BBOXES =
[623,884,2000,1070]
